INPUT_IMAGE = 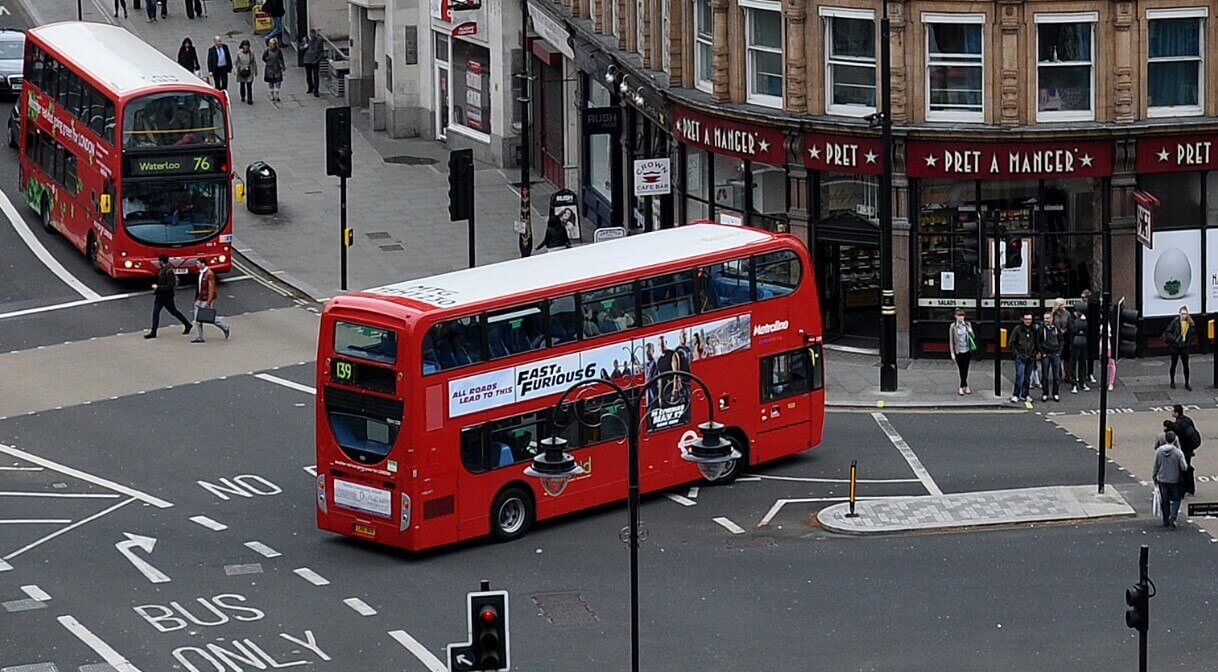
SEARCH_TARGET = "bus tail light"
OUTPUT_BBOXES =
[400,493,411,531]
[316,474,327,513]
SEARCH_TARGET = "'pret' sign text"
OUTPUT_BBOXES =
[672,105,786,164]
[1136,134,1218,173]
[906,139,1113,179]
[803,133,884,175]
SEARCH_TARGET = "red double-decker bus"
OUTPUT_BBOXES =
[19,22,234,278]
[315,224,825,551]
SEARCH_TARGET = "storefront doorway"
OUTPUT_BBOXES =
[821,241,882,346]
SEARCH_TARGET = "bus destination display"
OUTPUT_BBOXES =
[331,358,396,394]
[127,153,225,177]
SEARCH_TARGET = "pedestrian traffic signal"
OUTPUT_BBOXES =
[1003,236,1023,269]
[448,149,475,222]
[1125,582,1149,632]
[1114,297,1138,359]
[468,590,509,671]
[325,107,353,179]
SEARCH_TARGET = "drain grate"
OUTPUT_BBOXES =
[726,536,777,550]
[532,591,598,627]
[1134,390,1171,402]
[384,155,439,166]
[379,244,405,252]
[366,232,392,240]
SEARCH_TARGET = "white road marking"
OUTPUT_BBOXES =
[713,517,745,534]
[758,496,886,527]
[687,486,699,499]
[0,519,72,525]
[0,190,102,301]
[756,474,922,484]
[0,466,43,471]
[4,498,136,561]
[664,493,696,507]
[0,277,252,321]
[0,491,120,499]
[388,630,447,672]
[344,598,377,616]
[21,585,51,602]
[115,533,170,584]
[304,465,318,477]
[58,615,142,672]
[244,541,281,558]
[0,560,11,572]
[736,476,761,482]
[871,413,943,496]
[294,567,330,586]
[254,373,317,395]
[189,515,228,531]
[0,444,172,508]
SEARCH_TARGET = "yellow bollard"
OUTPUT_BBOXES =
[1000,328,1009,349]
[1106,426,1114,450]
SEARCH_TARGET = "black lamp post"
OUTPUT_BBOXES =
[524,370,740,672]
[876,0,898,391]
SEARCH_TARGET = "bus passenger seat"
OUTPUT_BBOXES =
[493,442,514,467]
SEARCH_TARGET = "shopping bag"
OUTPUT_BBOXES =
[1151,487,1162,517]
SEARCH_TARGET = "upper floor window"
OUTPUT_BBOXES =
[693,0,713,92]
[1035,13,1096,122]
[924,14,984,122]
[743,1,783,108]
[820,8,875,116]
[1147,9,1206,117]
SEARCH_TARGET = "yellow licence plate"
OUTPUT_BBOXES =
[354,523,376,537]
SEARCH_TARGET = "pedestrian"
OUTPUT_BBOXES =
[262,0,286,45]
[1069,305,1090,394]
[235,40,258,105]
[114,0,128,18]
[183,0,201,19]
[948,308,976,396]
[1009,312,1039,404]
[159,0,168,19]
[176,38,200,78]
[207,36,233,91]
[262,39,286,102]
[1162,305,1196,390]
[536,213,571,252]
[1081,289,1100,384]
[1152,430,1189,528]
[302,29,324,97]
[145,254,193,339]
[145,0,157,22]
[1171,404,1201,496]
[190,260,231,343]
[1036,310,1063,402]
[1052,298,1071,383]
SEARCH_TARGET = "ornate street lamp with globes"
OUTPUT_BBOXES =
[524,370,739,672]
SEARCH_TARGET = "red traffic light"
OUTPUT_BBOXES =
[479,606,498,623]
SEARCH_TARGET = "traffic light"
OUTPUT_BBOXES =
[1125,581,1149,632]
[469,591,508,671]
[325,107,352,179]
[448,149,474,222]
[1114,297,1138,359]
[1003,236,1023,269]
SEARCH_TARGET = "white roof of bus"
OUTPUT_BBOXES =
[30,22,209,97]
[365,224,776,309]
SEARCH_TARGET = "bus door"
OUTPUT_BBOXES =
[754,346,818,463]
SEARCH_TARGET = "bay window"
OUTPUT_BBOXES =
[1147,9,1205,116]
[743,2,783,107]
[693,0,713,91]
[820,7,875,116]
[1036,13,1096,122]
[924,14,984,122]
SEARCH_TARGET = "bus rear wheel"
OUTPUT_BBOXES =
[40,198,53,233]
[490,486,534,542]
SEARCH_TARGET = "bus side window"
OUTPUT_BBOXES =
[547,295,578,346]
[698,258,752,311]
[640,271,695,324]
[424,315,484,372]
[103,100,116,146]
[753,250,802,300]
[460,426,488,473]
[761,348,812,402]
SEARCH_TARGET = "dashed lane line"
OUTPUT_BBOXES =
[0,466,43,471]
[254,373,317,395]
[871,413,944,496]
[244,541,281,558]
[388,630,447,672]
[0,491,121,499]
[189,515,228,531]
[713,517,745,534]
[344,598,377,616]
[58,615,142,672]
[20,585,50,602]
[295,567,330,586]
[0,519,72,525]
[687,486,699,499]
[664,493,696,507]
[4,498,136,562]
[0,444,172,509]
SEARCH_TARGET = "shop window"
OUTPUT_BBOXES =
[685,147,710,221]
[924,15,984,122]
[750,163,788,231]
[713,153,746,222]
[917,179,981,311]
[820,9,875,116]
[1208,172,1218,229]
[450,38,491,138]
[1147,11,1205,117]
[693,0,714,92]
[1035,14,1096,122]
[586,79,613,202]
[820,172,878,220]
[744,3,783,107]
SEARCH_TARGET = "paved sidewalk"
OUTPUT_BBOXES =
[817,485,1135,534]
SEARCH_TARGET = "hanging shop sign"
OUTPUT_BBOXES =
[803,132,884,176]
[582,106,621,135]
[1133,190,1160,250]
[906,139,1113,179]
[633,158,672,196]
[1135,134,1218,174]
[672,105,786,165]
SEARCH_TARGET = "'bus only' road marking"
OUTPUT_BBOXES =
[344,598,377,616]
[713,517,745,534]
[244,541,281,558]
[190,516,228,531]
[294,567,330,586]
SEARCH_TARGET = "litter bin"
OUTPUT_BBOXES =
[245,162,278,215]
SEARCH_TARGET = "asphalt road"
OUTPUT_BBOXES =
[3,1,1218,669]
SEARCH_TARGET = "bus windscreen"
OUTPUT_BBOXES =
[122,179,227,245]
[335,321,398,364]
[123,92,226,148]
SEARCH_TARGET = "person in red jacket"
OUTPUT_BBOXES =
[191,260,231,343]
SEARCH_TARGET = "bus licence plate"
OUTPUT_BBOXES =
[173,267,190,274]
[354,523,376,537]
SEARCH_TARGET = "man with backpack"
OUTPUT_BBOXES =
[145,254,193,339]
[1009,312,1040,404]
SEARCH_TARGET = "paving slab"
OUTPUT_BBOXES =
[817,485,1135,534]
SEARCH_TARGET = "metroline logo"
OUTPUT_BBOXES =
[752,320,789,337]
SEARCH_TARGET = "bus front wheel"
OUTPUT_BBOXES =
[86,234,102,273]
[490,486,534,542]
[711,428,749,485]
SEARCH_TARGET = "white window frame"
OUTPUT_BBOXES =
[820,7,876,117]
[923,13,985,123]
[743,1,784,108]
[693,0,714,92]
[1035,12,1097,123]
[1146,7,1207,118]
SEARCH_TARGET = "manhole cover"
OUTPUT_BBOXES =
[726,536,777,550]
[532,591,598,627]
[1134,390,1170,402]
[379,244,405,252]
[366,232,392,240]
[384,155,439,166]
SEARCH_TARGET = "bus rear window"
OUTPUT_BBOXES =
[334,321,397,364]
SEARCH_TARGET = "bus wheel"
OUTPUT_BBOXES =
[86,234,102,273]
[7,124,15,149]
[711,429,749,485]
[490,486,534,542]
[40,198,53,234]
